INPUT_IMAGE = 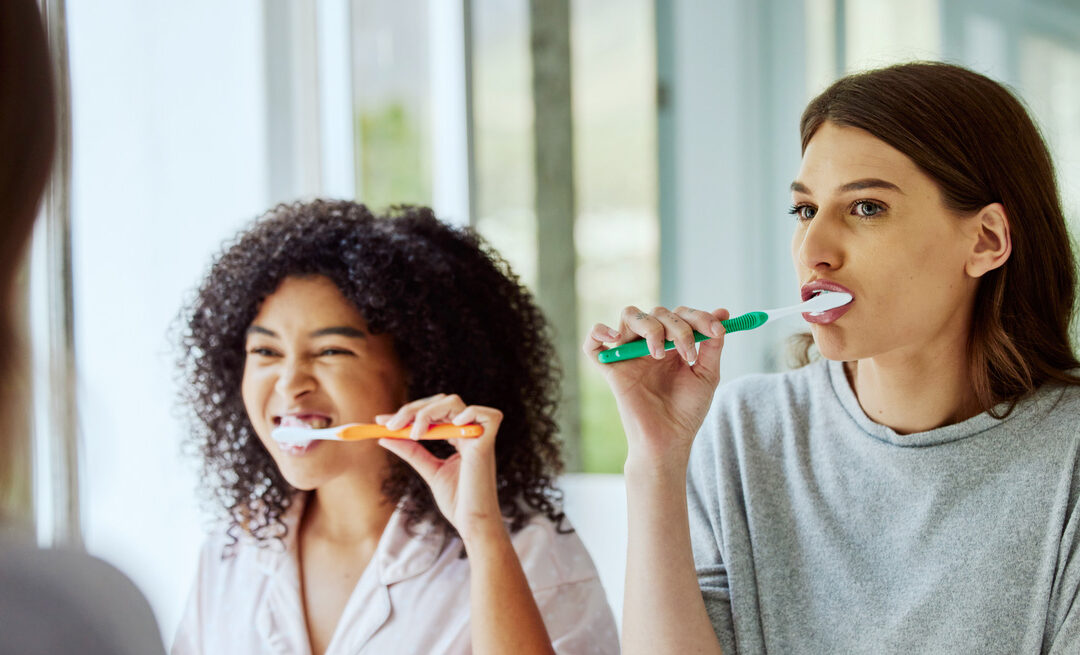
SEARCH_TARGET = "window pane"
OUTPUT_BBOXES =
[472,0,537,286]
[572,0,658,472]
[1020,34,1080,238]
[351,0,432,208]
[845,0,941,70]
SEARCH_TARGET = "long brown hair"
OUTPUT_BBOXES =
[0,0,56,506]
[797,61,1079,417]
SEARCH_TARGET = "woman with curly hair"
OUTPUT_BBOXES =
[172,201,617,655]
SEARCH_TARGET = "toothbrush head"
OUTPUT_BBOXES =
[804,290,853,316]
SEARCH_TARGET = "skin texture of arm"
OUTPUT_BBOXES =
[584,306,730,654]
[622,456,723,654]
[378,395,555,655]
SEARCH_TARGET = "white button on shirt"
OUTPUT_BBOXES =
[172,494,619,655]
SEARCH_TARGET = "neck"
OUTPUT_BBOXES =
[302,453,395,545]
[848,328,981,435]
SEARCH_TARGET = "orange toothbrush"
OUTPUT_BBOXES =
[272,422,483,446]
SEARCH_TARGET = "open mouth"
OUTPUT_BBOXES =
[800,281,855,325]
[272,414,332,452]
[274,414,332,429]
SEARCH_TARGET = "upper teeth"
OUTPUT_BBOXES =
[280,415,330,429]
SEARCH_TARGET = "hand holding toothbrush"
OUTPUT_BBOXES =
[585,292,852,466]
[375,394,504,544]
[376,395,557,655]
[584,305,732,466]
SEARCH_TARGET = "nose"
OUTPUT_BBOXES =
[793,213,844,273]
[274,357,316,399]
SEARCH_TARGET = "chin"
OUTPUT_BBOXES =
[276,467,326,491]
[808,326,864,362]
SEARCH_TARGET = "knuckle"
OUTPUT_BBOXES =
[640,326,662,339]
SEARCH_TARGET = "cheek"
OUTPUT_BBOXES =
[239,367,266,425]
[790,228,804,267]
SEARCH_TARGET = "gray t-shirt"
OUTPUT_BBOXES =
[687,359,1080,654]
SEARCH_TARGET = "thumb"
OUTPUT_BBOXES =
[693,308,729,380]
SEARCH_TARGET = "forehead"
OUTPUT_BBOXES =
[251,275,367,328]
[796,122,924,192]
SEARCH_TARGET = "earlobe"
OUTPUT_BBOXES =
[965,203,1012,278]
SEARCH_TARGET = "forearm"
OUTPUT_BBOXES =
[464,524,556,655]
[622,454,724,655]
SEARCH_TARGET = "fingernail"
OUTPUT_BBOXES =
[711,321,724,337]
[652,347,665,360]
[606,328,619,339]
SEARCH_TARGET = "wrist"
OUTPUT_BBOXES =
[459,513,511,551]
[624,436,693,473]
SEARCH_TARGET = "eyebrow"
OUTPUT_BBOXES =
[245,325,367,339]
[790,178,904,195]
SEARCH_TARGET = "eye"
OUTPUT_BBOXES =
[788,203,817,221]
[852,200,886,217]
[317,348,355,357]
[247,346,279,357]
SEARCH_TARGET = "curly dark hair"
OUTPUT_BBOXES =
[178,200,565,546]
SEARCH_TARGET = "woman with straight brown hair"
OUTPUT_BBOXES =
[0,1,164,652]
[588,61,1080,654]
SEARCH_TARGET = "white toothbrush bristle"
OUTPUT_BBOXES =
[806,290,853,315]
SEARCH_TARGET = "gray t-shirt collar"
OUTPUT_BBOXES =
[825,358,1061,447]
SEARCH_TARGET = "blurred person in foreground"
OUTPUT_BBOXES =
[0,1,165,653]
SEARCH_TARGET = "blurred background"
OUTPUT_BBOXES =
[15,0,1080,642]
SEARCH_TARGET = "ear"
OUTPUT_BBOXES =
[965,202,1011,278]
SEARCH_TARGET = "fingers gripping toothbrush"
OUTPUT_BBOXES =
[597,291,853,364]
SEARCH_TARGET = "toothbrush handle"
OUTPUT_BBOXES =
[340,423,484,440]
[597,311,768,364]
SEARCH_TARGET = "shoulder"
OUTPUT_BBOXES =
[1045,376,1080,417]
[508,512,603,593]
[0,532,165,654]
[1022,376,1080,444]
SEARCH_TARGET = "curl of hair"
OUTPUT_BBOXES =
[178,201,565,547]
[797,62,1080,416]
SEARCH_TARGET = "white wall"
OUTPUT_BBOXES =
[560,473,627,631]
[66,0,270,640]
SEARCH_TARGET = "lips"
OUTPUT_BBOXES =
[800,279,855,325]
[272,413,332,456]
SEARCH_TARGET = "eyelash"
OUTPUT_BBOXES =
[788,200,888,221]
[317,348,354,357]
[245,347,354,358]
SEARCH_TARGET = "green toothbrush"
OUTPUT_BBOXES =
[597,291,853,364]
